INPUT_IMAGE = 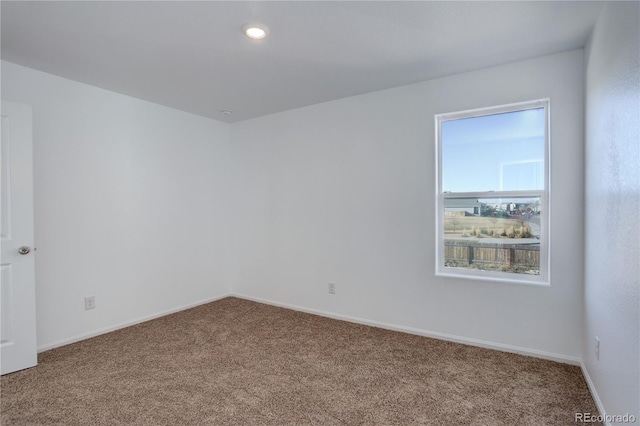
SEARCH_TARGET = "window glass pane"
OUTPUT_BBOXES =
[441,108,545,192]
[444,197,541,275]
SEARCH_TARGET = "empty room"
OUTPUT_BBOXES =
[1,1,638,425]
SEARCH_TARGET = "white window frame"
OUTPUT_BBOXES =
[435,99,550,285]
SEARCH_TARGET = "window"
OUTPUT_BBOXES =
[435,99,549,284]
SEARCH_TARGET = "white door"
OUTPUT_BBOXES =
[1,101,37,375]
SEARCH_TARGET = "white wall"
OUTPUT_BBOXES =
[1,61,233,350]
[583,2,640,419]
[230,50,586,361]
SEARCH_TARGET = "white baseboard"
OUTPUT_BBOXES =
[39,291,582,367]
[37,293,232,352]
[580,360,608,423]
[230,292,581,366]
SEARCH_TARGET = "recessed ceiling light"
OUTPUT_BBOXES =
[243,24,269,40]
[221,109,233,116]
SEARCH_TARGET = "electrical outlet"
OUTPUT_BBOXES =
[328,283,336,294]
[595,336,600,360]
[85,296,96,310]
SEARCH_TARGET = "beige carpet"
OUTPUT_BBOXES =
[1,297,599,425]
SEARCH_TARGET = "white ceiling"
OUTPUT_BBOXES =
[1,1,603,123]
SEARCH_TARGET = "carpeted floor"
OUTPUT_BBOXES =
[1,297,599,425]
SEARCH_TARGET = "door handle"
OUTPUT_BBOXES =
[18,246,30,255]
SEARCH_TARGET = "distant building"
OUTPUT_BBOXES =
[444,198,480,216]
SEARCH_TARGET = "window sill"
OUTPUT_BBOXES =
[435,269,550,287]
